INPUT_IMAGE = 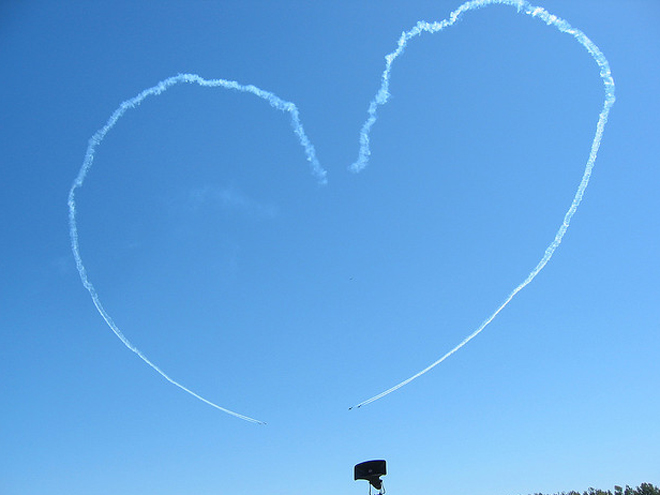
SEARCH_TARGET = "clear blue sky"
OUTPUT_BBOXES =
[1,1,658,494]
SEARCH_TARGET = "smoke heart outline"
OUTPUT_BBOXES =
[68,0,615,424]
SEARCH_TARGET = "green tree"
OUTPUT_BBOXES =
[525,483,659,495]
[636,483,660,495]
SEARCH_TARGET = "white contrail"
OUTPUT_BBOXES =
[350,0,615,409]
[69,74,326,424]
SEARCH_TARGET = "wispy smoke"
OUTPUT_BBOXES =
[69,0,615,422]
[187,184,278,219]
[349,0,615,410]
[68,75,327,425]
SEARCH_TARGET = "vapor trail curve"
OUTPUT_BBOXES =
[350,0,615,410]
[69,74,326,424]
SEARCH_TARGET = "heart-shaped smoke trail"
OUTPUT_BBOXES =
[349,0,615,409]
[69,0,615,423]
[68,75,326,425]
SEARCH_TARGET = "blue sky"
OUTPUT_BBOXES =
[1,1,658,494]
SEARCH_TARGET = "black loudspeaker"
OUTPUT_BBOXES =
[354,460,387,490]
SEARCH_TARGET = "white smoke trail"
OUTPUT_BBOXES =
[350,0,615,409]
[69,74,327,424]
